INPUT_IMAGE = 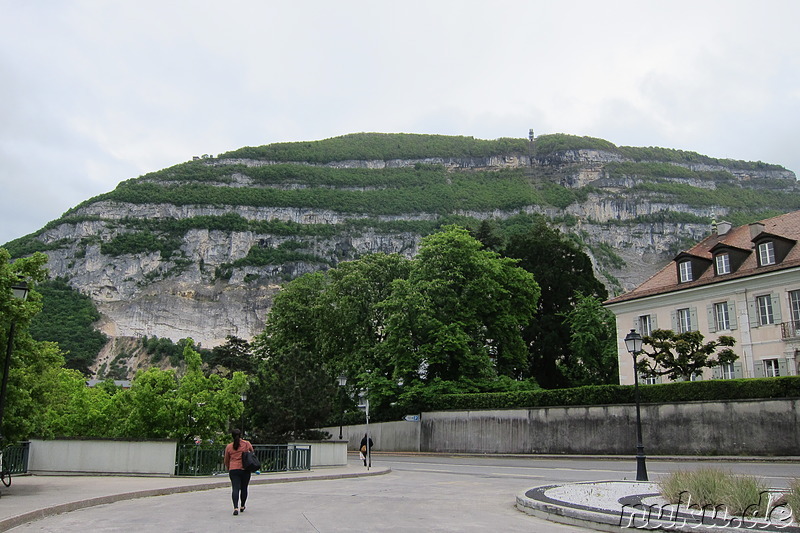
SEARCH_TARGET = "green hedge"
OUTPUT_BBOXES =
[425,377,800,411]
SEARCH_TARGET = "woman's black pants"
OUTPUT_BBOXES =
[229,469,252,509]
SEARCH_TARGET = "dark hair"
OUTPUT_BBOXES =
[232,428,241,450]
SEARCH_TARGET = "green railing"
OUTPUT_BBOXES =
[2,442,29,474]
[175,443,311,476]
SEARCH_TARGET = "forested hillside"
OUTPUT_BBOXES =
[3,132,798,377]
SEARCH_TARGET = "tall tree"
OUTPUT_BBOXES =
[501,217,607,388]
[382,226,540,385]
[561,293,618,386]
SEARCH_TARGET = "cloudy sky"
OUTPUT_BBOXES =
[2,1,799,245]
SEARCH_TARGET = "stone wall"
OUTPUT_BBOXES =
[328,399,799,456]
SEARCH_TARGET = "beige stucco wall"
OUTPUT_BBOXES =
[608,267,800,384]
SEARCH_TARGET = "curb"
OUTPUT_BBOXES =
[516,481,800,533]
[0,467,390,532]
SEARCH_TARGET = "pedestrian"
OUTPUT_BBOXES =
[359,433,374,467]
[223,428,254,516]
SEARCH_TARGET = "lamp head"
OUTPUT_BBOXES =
[624,329,643,355]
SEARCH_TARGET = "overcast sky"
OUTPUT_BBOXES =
[2,1,799,246]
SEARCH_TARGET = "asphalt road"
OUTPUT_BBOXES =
[9,455,799,532]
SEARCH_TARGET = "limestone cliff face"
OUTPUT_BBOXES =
[24,145,799,355]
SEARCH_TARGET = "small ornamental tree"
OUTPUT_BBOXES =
[639,329,737,381]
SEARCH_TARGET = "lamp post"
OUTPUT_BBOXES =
[337,374,347,440]
[358,390,370,470]
[624,329,648,481]
[240,393,247,436]
[0,281,29,445]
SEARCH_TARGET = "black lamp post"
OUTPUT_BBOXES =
[624,329,648,482]
[337,374,347,440]
[0,281,29,445]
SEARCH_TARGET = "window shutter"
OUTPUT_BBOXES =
[632,317,639,332]
[753,361,765,378]
[729,301,738,330]
[779,358,789,376]
[690,307,698,331]
[671,310,678,332]
[707,305,716,333]
[712,367,721,379]
[772,294,782,323]
[651,315,658,330]
[733,362,743,378]
[748,299,759,328]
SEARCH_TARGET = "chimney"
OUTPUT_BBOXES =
[717,221,732,235]
[749,222,765,239]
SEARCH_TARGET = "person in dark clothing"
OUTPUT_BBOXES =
[359,433,374,467]
[224,429,254,515]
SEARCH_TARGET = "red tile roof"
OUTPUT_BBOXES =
[605,210,800,305]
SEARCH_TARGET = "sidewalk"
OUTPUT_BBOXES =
[0,465,389,532]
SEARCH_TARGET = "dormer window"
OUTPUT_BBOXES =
[679,260,693,282]
[715,253,731,275]
[758,241,776,266]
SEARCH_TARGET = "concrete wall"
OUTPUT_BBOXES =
[28,439,177,475]
[332,399,800,456]
[290,440,348,466]
[322,420,421,452]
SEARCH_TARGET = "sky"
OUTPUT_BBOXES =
[2,0,800,246]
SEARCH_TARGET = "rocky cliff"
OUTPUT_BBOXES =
[7,133,799,371]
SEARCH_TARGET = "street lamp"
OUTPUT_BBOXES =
[337,374,347,440]
[0,280,29,445]
[240,392,247,436]
[624,329,648,482]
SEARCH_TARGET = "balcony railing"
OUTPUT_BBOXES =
[781,320,800,339]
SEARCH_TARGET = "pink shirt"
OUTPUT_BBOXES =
[224,439,254,471]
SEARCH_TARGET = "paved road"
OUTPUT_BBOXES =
[9,455,799,532]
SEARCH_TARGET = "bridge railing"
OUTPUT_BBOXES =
[175,443,311,476]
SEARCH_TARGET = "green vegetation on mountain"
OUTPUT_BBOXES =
[218,132,529,162]
[28,278,108,375]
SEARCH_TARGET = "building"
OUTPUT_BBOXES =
[605,211,800,385]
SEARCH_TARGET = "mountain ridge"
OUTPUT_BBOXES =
[5,132,799,376]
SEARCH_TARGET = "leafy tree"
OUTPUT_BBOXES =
[249,343,336,442]
[560,293,618,386]
[0,250,52,442]
[382,226,540,386]
[501,217,607,388]
[639,329,737,381]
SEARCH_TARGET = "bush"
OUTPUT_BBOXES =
[424,377,800,412]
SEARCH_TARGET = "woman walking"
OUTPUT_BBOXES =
[224,429,254,515]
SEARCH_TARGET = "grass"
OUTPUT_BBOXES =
[659,468,772,517]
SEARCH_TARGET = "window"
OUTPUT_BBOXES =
[720,362,735,380]
[677,308,692,333]
[758,241,776,266]
[764,358,780,377]
[714,302,730,330]
[790,290,800,329]
[638,315,652,337]
[679,261,693,282]
[757,294,775,325]
[643,375,658,385]
[715,253,731,275]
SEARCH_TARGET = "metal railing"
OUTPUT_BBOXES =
[2,442,29,474]
[175,443,311,476]
[781,320,800,339]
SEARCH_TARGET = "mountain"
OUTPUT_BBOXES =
[5,132,799,375]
